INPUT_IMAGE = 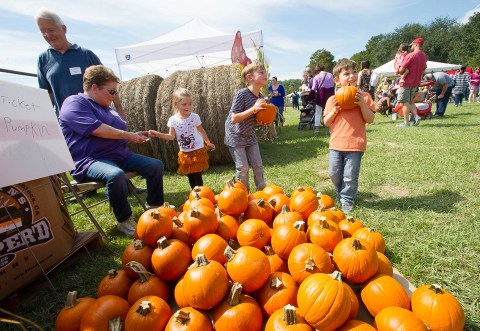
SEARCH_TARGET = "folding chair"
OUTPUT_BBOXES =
[58,172,147,240]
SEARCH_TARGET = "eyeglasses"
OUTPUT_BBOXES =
[106,89,118,96]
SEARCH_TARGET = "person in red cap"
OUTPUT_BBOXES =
[396,37,428,127]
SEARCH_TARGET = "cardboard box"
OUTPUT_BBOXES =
[0,177,76,300]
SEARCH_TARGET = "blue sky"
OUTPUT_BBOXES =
[1,0,479,88]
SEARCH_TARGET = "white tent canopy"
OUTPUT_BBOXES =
[115,18,263,79]
[373,59,462,77]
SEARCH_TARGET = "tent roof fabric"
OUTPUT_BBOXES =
[115,18,263,77]
[372,59,462,76]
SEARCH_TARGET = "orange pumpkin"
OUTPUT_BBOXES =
[297,271,351,330]
[317,192,335,209]
[265,305,313,331]
[335,85,358,110]
[217,184,249,216]
[165,307,213,331]
[181,206,218,240]
[79,295,130,330]
[306,217,343,253]
[96,269,134,299]
[223,176,248,193]
[332,238,378,284]
[236,218,271,249]
[256,272,299,317]
[271,221,307,260]
[256,103,278,125]
[376,252,393,276]
[338,216,364,238]
[188,185,216,204]
[151,237,191,281]
[336,319,377,331]
[262,184,285,197]
[121,239,154,278]
[244,198,274,224]
[411,284,465,331]
[136,208,174,246]
[126,261,169,306]
[264,245,289,273]
[374,306,428,331]
[287,243,334,284]
[267,193,291,218]
[55,291,96,331]
[329,207,346,223]
[191,233,228,265]
[342,281,360,320]
[170,216,196,246]
[307,206,336,227]
[289,191,319,220]
[352,227,386,253]
[183,192,215,211]
[125,295,172,330]
[215,208,239,242]
[225,245,270,292]
[290,186,315,199]
[272,205,303,229]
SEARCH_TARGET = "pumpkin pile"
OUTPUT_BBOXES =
[56,182,465,331]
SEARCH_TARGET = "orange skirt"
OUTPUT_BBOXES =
[177,146,209,175]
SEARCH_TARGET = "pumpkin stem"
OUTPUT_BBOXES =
[330,270,343,282]
[227,282,243,306]
[293,221,305,231]
[192,254,210,268]
[304,257,316,271]
[264,245,275,256]
[150,208,160,219]
[268,199,277,208]
[172,216,184,228]
[429,284,444,294]
[133,239,145,250]
[270,277,284,289]
[126,261,152,283]
[135,300,153,316]
[347,216,355,223]
[192,186,202,193]
[352,238,363,250]
[65,291,79,309]
[257,198,266,207]
[108,316,123,331]
[157,236,169,249]
[215,207,222,218]
[190,207,200,218]
[228,239,240,250]
[280,204,290,213]
[107,269,119,279]
[319,217,330,228]
[174,310,191,325]
[224,246,237,261]
[283,304,297,325]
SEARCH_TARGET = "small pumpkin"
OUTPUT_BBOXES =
[290,186,315,199]
[256,103,278,125]
[374,306,428,331]
[338,216,364,238]
[181,206,218,240]
[352,227,386,253]
[289,191,319,220]
[272,205,303,229]
[335,84,358,110]
[126,261,169,306]
[55,291,96,331]
[262,184,285,197]
[244,198,274,224]
[136,208,174,246]
[256,272,299,317]
[121,239,154,278]
[225,245,270,292]
[411,284,465,331]
[96,269,134,299]
[236,218,271,249]
[188,185,216,204]
[264,305,313,331]
[125,296,172,331]
[271,221,307,260]
[376,252,393,277]
[287,243,334,284]
[306,216,343,253]
[317,192,335,209]
[267,193,291,218]
[165,307,213,331]
[151,237,191,281]
[264,245,289,273]
[79,295,130,331]
[191,233,228,265]
[214,208,239,242]
[217,183,249,216]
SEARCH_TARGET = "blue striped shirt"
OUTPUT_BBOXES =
[224,88,263,147]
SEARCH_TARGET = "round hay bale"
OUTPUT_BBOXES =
[155,64,244,171]
[118,74,163,158]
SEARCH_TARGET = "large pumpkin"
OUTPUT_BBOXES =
[256,103,277,125]
[180,206,218,240]
[191,233,228,265]
[411,284,465,331]
[96,269,134,299]
[217,184,249,216]
[136,208,174,246]
[297,271,351,330]
[335,85,358,110]
[306,217,343,253]
[352,227,386,254]
[244,198,274,224]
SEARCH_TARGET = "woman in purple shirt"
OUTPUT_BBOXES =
[59,65,164,236]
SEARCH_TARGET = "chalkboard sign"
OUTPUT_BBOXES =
[0,80,74,187]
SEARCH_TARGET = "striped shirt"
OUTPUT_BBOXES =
[453,72,470,94]
[224,88,263,148]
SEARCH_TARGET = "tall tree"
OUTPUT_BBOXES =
[308,49,335,72]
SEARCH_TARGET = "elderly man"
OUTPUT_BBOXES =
[424,72,455,117]
[396,37,428,127]
[35,8,124,117]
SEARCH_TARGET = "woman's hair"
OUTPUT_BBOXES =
[242,61,266,83]
[397,43,408,53]
[172,88,192,110]
[83,65,119,91]
[333,59,357,77]
[34,8,64,26]
[360,60,370,70]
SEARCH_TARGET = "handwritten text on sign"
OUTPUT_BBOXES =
[0,80,74,187]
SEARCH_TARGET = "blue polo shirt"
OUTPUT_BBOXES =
[37,44,101,115]
[59,93,131,182]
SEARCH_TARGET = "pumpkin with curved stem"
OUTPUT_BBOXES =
[411,284,465,331]
[225,245,270,292]
[236,218,271,249]
[244,198,274,224]
[256,103,278,125]
[336,319,377,331]
[352,227,386,253]
[287,243,334,283]
[335,84,358,110]
[191,233,228,265]
[214,208,239,242]
[256,272,299,317]
[271,221,307,259]
[297,271,351,330]
[181,206,218,240]
[182,254,229,310]
[374,306,428,331]
[96,269,134,299]
[165,307,213,331]
[265,305,313,331]
[121,239,154,279]
[55,291,96,331]
[306,216,343,253]
[264,245,289,273]
[151,237,191,281]
[267,193,290,218]
[136,208,174,246]
[332,237,378,284]
[338,216,364,238]
[213,282,263,331]
[125,295,172,330]
[289,190,319,220]
[361,274,411,317]
[80,295,130,331]
[126,261,169,306]
[188,185,216,204]
[272,205,303,229]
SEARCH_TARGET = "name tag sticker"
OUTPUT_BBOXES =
[69,67,82,75]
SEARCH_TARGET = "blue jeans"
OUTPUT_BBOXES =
[329,150,364,213]
[453,93,464,106]
[228,144,266,192]
[85,153,164,222]
[435,86,453,116]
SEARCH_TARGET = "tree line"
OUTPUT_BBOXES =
[279,12,480,94]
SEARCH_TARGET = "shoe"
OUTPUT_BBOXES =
[392,113,398,121]
[145,204,160,210]
[117,216,137,236]
[396,123,410,127]
[413,116,421,126]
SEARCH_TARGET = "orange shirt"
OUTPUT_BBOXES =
[324,92,374,152]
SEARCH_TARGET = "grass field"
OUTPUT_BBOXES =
[2,102,479,330]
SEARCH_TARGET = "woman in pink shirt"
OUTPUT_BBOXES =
[468,67,480,103]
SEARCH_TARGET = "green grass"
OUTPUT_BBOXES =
[3,103,480,330]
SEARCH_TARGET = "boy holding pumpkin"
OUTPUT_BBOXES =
[323,59,375,214]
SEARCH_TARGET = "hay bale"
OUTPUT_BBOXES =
[118,74,163,158]
[155,64,244,171]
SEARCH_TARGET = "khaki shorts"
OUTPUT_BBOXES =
[397,87,418,103]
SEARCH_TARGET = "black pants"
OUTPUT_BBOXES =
[187,172,203,189]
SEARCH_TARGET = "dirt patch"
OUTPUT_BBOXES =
[378,184,410,197]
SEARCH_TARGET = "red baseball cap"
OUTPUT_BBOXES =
[409,37,424,46]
